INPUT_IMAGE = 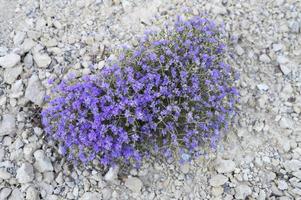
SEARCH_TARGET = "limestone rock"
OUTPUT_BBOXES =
[280,64,291,75]
[292,188,301,196]
[102,188,112,200]
[180,163,190,174]
[0,53,20,68]
[209,174,228,187]
[34,150,53,172]
[272,43,283,52]
[125,176,143,193]
[14,31,26,45]
[277,55,289,65]
[0,114,16,136]
[235,45,244,55]
[284,160,301,172]
[80,192,102,200]
[33,53,51,68]
[259,54,271,63]
[289,20,300,33]
[10,80,24,98]
[24,53,33,68]
[257,83,269,91]
[0,168,12,179]
[0,188,12,199]
[8,188,23,200]
[293,171,301,179]
[24,143,39,161]
[235,184,252,199]
[279,117,294,129]
[277,180,288,190]
[25,74,45,105]
[26,187,40,200]
[104,165,119,182]
[16,163,35,183]
[4,65,23,84]
[22,38,36,53]
[215,159,236,174]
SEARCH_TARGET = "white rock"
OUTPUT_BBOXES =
[4,65,23,84]
[102,188,112,200]
[9,188,23,200]
[35,18,46,30]
[16,163,34,183]
[0,46,8,56]
[212,5,227,15]
[289,20,300,33]
[235,45,244,55]
[34,150,53,172]
[180,163,190,174]
[33,53,51,68]
[281,139,291,153]
[254,120,265,132]
[26,187,40,200]
[282,84,293,95]
[280,65,291,75]
[14,31,26,45]
[98,60,105,69]
[0,168,12,179]
[283,160,301,172]
[73,186,79,197]
[24,143,39,161]
[25,74,45,105]
[212,186,223,196]
[53,20,63,29]
[277,180,288,190]
[0,53,21,68]
[33,127,43,136]
[0,148,4,161]
[22,39,36,53]
[277,55,289,64]
[272,43,283,52]
[24,53,33,68]
[279,117,294,129]
[104,165,119,182]
[76,0,86,8]
[125,176,143,193]
[293,171,301,179]
[0,114,16,136]
[55,172,63,184]
[121,0,133,12]
[257,83,269,91]
[258,190,266,200]
[0,188,12,199]
[10,80,24,98]
[0,46,8,55]
[215,159,236,174]
[209,174,228,187]
[259,54,271,63]
[80,192,102,200]
[235,184,252,199]
[292,188,301,196]
[275,0,284,6]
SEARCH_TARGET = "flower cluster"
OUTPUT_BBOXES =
[41,16,239,167]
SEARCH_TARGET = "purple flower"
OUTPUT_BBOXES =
[41,16,239,168]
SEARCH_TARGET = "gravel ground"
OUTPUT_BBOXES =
[0,0,301,199]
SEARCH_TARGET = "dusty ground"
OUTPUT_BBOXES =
[0,0,23,47]
[0,0,301,200]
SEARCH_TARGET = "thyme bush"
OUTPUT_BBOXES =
[42,16,239,167]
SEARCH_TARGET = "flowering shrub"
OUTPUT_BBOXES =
[42,16,239,167]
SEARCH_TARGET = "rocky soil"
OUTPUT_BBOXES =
[0,0,301,199]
